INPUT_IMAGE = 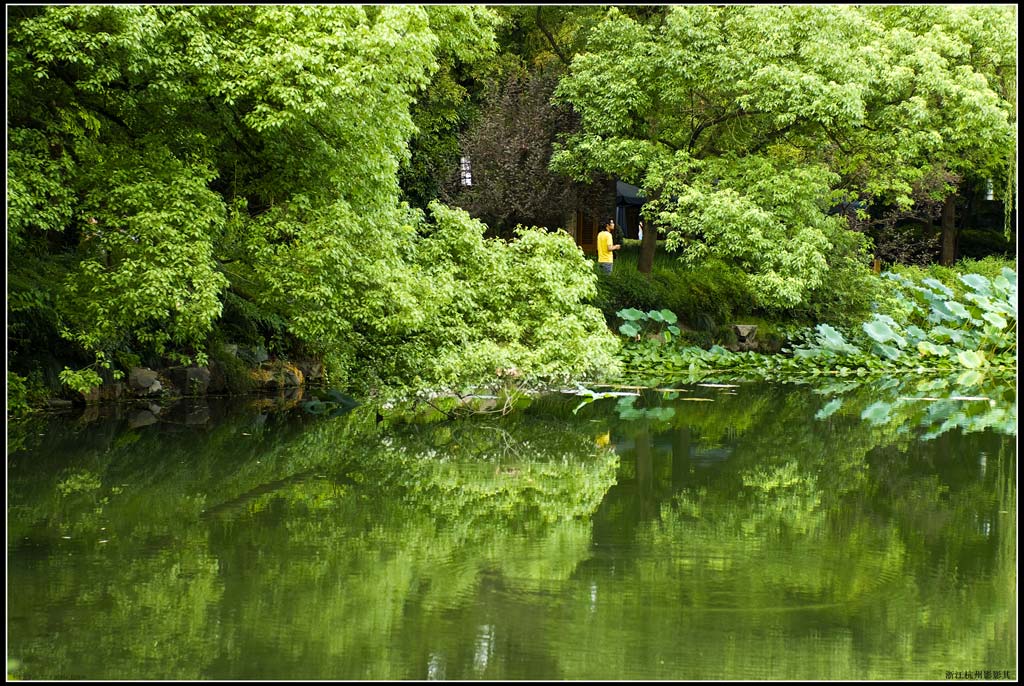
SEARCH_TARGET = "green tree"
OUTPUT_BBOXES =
[8,5,454,380]
[851,5,1017,265]
[9,6,615,394]
[398,7,499,210]
[552,5,1015,307]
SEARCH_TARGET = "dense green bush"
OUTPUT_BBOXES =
[8,373,31,417]
[591,244,757,333]
[593,259,663,320]
[785,257,885,328]
[888,257,1016,295]
[651,261,757,329]
[590,240,879,345]
[7,5,505,400]
[349,203,621,396]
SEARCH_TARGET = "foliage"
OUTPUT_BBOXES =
[6,4,1016,404]
[357,203,620,396]
[61,148,229,362]
[648,259,762,327]
[9,5,447,384]
[7,5,615,397]
[552,5,1015,307]
[398,9,499,209]
[609,267,1016,386]
[441,62,585,237]
[592,249,763,333]
[7,373,32,417]
[832,266,1018,366]
[887,256,1017,299]
[57,367,106,396]
[653,156,873,310]
[615,308,680,343]
[847,6,1016,208]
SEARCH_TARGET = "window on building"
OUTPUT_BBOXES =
[460,156,473,186]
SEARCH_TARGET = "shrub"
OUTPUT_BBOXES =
[592,260,663,322]
[650,260,755,327]
[590,246,758,331]
[8,372,31,416]
[678,330,715,349]
[353,203,621,395]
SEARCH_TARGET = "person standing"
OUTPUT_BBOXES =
[596,219,621,273]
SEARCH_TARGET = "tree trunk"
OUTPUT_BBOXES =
[635,428,655,520]
[637,187,663,275]
[637,223,657,274]
[671,426,691,490]
[940,194,957,266]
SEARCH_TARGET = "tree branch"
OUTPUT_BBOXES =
[204,96,262,165]
[688,108,762,152]
[746,122,799,155]
[536,6,571,67]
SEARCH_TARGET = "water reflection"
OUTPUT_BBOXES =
[6,381,1017,680]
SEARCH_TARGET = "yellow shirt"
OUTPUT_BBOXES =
[597,230,614,263]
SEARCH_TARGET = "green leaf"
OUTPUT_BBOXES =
[617,308,646,321]
[921,277,954,298]
[863,317,906,347]
[659,309,678,324]
[959,273,992,294]
[905,325,927,342]
[930,326,964,344]
[874,343,902,360]
[944,300,972,320]
[981,311,1007,329]
[619,322,640,337]
[817,324,851,351]
[956,350,986,369]
[926,299,958,324]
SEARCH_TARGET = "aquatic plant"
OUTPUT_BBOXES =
[612,268,1017,385]
[616,308,682,343]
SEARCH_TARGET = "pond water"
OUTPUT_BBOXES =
[6,380,1017,681]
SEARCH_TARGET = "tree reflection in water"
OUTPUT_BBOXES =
[6,379,1016,680]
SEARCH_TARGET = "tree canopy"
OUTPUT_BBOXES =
[552,5,1016,306]
[7,5,616,393]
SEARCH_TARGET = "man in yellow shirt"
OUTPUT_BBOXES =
[596,219,621,274]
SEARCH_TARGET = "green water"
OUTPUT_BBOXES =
[6,381,1017,680]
